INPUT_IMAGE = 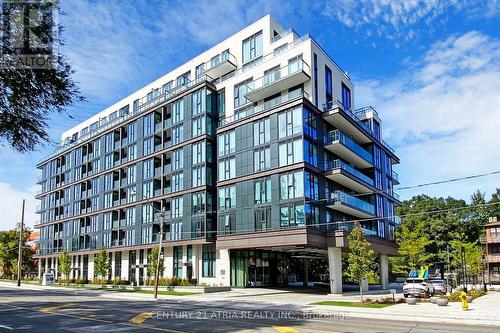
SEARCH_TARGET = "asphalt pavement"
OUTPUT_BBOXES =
[0,285,498,333]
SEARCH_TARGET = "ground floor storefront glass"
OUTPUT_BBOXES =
[230,250,288,287]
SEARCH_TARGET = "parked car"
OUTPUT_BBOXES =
[429,279,447,294]
[403,278,435,298]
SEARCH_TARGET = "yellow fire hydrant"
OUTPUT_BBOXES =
[460,291,468,311]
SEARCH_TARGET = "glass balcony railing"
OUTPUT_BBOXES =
[392,170,399,182]
[326,130,373,165]
[329,190,375,216]
[323,100,374,136]
[204,52,237,78]
[325,159,374,185]
[330,222,378,237]
[245,59,310,98]
[218,89,309,127]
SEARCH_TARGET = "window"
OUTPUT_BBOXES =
[305,204,319,226]
[192,90,204,115]
[242,31,263,63]
[218,131,235,157]
[172,197,183,218]
[342,83,351,110]
[162,81,173,94]
[143,114,153,136]
[218,157,235,181]
[192,192,206,215]
[218,186,236,210]
[202,244,216,277]
[172,172,183,192]
[279,171,304,200]
[217,89,225,116]
[172,125,183,145]
[192,116,205,137]
[128,122,137,142]
[195,64,204,79]
[104,173,113,191]
[104,212,112,230]
[264,66,280,85]
[234,79,253,108]
[253,118,270,145]
[173,246,183,277]
[255,208,271,231]
[126,229,135,246]
[254,146,271,172]
[104,193,112,208]
[303,109,317,139]
[288,55,302,74]
[220,214,236,234]
[128,144,137,160]
[278,138,303,166]
[304,140,318,167]
[192,141,206,164]
[172,148,183,170]
[254,178,271,204]
[305,172,319,200]
[143,159,153,179]
[142,180,153,198]
[278,107,303,138]
[280,204,305,227]
[143,136,153,155]
[192,166,206,187]
[325,65,333,104]
[105,153,113,169]
[127,165,136,184]
[105,133,114,152]
[127,207,136,226]
[142,205,153,223]
[127,185,136,202]
[172,221,183,241]
[172,101,184,125]
[176,72,190,86]
[141,227,151,244]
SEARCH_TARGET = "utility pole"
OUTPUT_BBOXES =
[17,199,26,287]
[153,208,165,300]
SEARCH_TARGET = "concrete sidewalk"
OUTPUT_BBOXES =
[3,281,500,327]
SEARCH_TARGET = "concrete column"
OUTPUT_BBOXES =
[88,254,94,280]
[328,247,343,294]
[111,252,115,278]
[192,245,200,282]
[303,258,309,288]
[44,258,48,274]
[380,254,389,290]
[164,247,173,277]
[54,257,59,279]
[216,249,230,286]
[181,245,188,279]
[122,251,129,281]
[38,259,42,280]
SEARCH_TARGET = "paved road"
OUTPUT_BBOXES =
[0,286,498,333]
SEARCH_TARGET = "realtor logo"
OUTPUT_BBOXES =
[1,0,58,69]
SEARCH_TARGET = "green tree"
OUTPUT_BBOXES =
[450,240,484,284]
[58,251,71,284]
[0,228,34,278]
[346,225,375,301]
[93,250,109,286]
[147,248,164,283]
[391,220,433,274]
[0,1,84,152]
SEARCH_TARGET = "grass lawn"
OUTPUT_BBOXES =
[102,288,199,296]
[311,301,393,308]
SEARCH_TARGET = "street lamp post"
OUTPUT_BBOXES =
[17,199,26,287]
[153,208,165,300]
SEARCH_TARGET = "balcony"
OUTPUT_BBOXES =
[244,59,311,102]
[331,222,378,237]
[392,170,400,185]
[324,130,373,169]
[323,101,373,144]
[324,160,374,193]
[327,190,375,219]
[486,254,500,263]
[204,52,237,79]
[483,235,500,243]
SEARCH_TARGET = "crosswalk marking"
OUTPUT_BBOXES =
[272,326,301,333]
[129,311,151,324]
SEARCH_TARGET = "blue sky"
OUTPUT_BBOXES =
[1,0,499,229]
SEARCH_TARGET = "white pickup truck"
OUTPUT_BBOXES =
[403,278,435,298]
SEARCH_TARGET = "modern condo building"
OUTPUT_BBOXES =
[35,15,400,293]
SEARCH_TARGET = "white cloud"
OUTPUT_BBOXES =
[323,0,499,43]
[0,183,38,231]
[355,31,500,200]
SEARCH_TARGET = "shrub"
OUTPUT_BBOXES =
[92,278,106,285]
[468,289,486,299]
[112,277,129,286]
[75,278,88,285]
